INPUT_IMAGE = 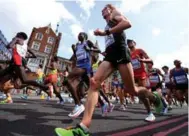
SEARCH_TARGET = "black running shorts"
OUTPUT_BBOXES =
[151,82,162,92]
[104,45,131,68]
[175,83,188,91]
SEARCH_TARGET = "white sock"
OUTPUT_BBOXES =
[80,123,89,133]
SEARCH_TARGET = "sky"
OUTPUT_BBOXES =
[0,0,188,69]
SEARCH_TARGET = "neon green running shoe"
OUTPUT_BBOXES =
[0,98,13,104]
[55,125,90,136]
[153,91,163,114]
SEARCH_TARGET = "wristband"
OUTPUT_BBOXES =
[105,29,110,35]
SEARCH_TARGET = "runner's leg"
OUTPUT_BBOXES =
[14,66,48,91]
[81,61,114,127]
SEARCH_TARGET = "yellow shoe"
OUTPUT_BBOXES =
[0,98,13,104]
[40,94,45,100]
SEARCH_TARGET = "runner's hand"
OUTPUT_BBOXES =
[101,52,106,56]
[135,55,142,62]
[138,58,145,62]
[94,29,106,36]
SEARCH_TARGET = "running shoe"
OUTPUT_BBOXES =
[68,104,85,118]
[0,98,13,104]
[108,103,115,112]
[55,124,90,136]
[46,96,50,101]
[145,113,155,122]
[161,107,168,115]
[153,91,163,114]
[168,106,173,111]
[57,100,64,105]
[21,95,28,100]
[119,105,126,111]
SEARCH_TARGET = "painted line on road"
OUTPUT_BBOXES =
[111,115,187,136]
[153,121,188,136]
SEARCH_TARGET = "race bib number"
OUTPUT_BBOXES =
[131,59,141,70]
[16,44,27,58]
[105,34,115,48]
[175,75,187,84]
[76,50,87,61]
[149,76,159,83]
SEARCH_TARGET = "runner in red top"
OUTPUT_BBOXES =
[127,39,152,87]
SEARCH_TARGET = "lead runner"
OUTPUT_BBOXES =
[54,4,162,136]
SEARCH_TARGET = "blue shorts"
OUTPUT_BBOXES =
[77,63,91,75]
[112,82,119,88]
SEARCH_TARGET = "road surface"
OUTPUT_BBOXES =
[0,98,188,136]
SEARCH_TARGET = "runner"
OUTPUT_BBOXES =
[127,39,151,87]
[127,39,163,121]
[147,62,168,114]
[0,32,49,92]
[112,74,119,102]
[147,62,164,92]
[54,4,163,135]
[21,64,44,99]
[66,32,101,118]
[36,64,45,95]
[170,60,188,105]
[0,80,14,104]
[162,65,173,109]
[45,56,64,104]
[117,80,127,110]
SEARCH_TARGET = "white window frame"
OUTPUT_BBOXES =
[31,41,41,51]
[35,33,43,40]
[47,37,54,44]
[44,45,52,54]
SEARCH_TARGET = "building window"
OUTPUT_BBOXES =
[31,41,41,51]
[35,33,43,40]
[47,37,54,44]
[44,45,52,54]
[46,29,50,34]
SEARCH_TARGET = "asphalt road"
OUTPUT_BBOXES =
[0,98,188,136]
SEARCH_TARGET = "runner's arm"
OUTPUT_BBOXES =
[85,40,101,53]
[6,37,18,49]
[26,48,37,58]
[157,68,164,78]
[169,69,174,83]
[138,49,153,63]
[23,64,32,72]
[72,44,76,56]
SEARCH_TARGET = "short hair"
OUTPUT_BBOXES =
[162,65,169,70]
[79,32,88,40]
[174,59,181,64]
[149,61,154,65]
[105,4,116,10]
[16,32,28,40]
[127,39,136,44]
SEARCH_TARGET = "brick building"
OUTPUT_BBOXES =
[27,24,72,73]
[57,56,72,72]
